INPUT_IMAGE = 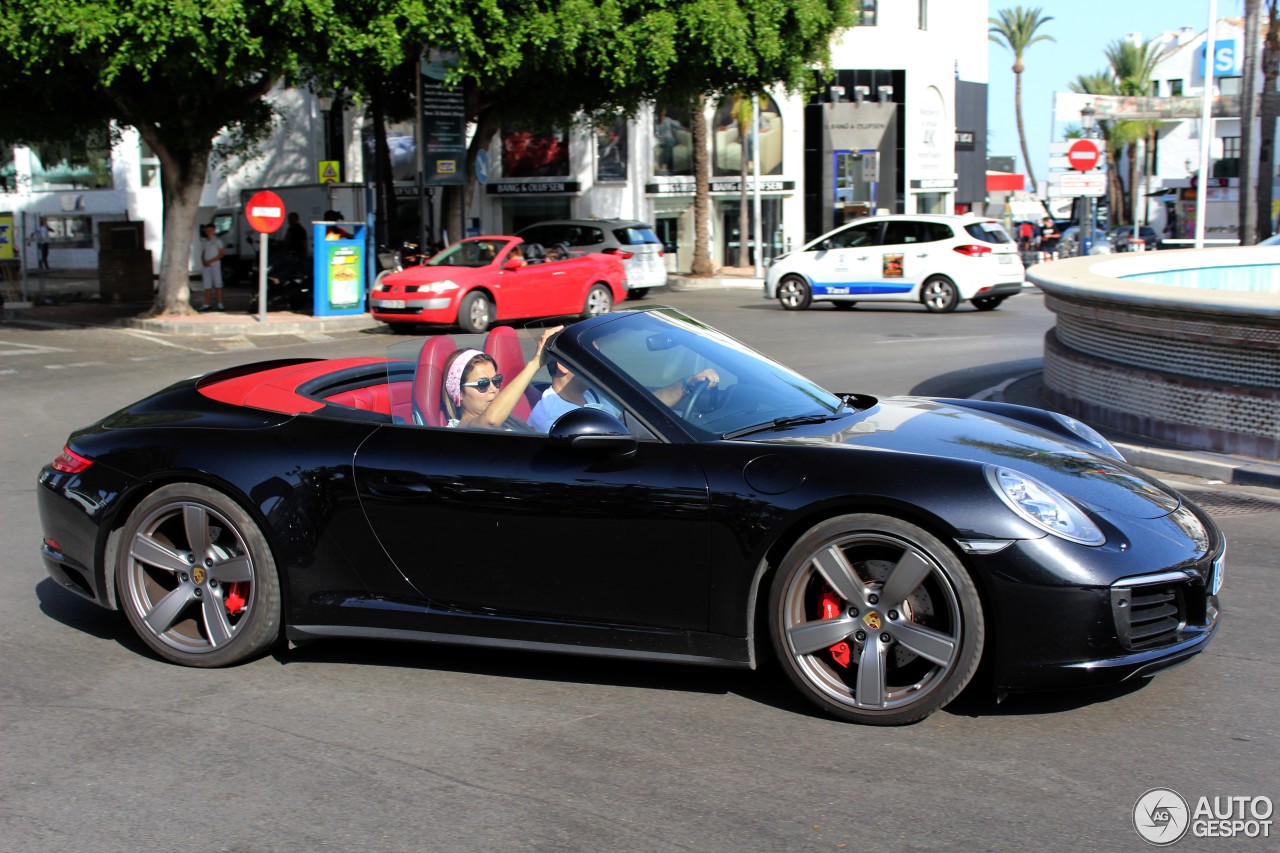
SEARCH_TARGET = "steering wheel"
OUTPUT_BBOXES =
[679,377,710,420]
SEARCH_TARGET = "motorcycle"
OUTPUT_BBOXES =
[246,252,313,313]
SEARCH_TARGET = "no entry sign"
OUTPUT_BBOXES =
[245,191,287,233]
[1066,138,1102,172]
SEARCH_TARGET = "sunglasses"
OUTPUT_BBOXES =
[462,374,504,392]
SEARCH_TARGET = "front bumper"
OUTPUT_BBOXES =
[369,296,455,324]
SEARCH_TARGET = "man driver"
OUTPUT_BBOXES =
[528,356,719,433]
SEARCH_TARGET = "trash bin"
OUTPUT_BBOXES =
[312,221,366,316]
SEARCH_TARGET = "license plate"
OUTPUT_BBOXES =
[375,299,405,309]
[998,254,1013,264]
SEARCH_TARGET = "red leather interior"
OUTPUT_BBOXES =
[483,326,535,419]
[324,381,411,416]
[411,335,458,426]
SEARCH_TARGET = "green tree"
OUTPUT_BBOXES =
[1103,38,1166,226]
[989,6,1055,195]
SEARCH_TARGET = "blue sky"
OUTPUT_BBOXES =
[986,0,1247,181]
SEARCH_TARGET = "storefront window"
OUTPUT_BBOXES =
[712,94,784,178]
[653,103,694,177]
[501,128,570,178]
[139,138,160,188]
[47,215,95,248]
[29,133,112,191]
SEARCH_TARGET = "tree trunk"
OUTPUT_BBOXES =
[1257,1,1279,238]
[691,95,715,276]
[145,130,211,316]
[1240,0,1262,243]
[1014,70,1039,195]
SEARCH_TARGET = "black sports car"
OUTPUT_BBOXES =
[38,307,1224,725]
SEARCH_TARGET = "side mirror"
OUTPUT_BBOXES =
[504,258,524,271]
[548,407,637,459]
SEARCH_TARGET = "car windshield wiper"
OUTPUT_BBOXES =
[722,413,845,440]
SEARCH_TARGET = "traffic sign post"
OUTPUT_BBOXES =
[245,191,286,323]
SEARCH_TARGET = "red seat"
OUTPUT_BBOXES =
[411,335,458,426]
[483,326,535,420]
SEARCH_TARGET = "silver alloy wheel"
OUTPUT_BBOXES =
[771,515,982,724]
[584,285,613,317]
[778,276,811,310]
[921,276,959,313]
[460,292,492,333]
[115,483,280,666]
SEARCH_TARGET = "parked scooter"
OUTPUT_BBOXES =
[246,252,313,313]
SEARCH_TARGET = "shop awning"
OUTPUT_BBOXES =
[986,172,1026,193]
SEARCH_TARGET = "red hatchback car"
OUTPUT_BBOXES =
[370,236,626,333]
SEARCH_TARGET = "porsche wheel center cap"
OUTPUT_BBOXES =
[862,610,882,631]
[192,566,206,585]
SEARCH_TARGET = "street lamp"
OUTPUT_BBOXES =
[1080,104,1097,256]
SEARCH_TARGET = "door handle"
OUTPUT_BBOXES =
[364,477,434,498]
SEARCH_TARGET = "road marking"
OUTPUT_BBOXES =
[45,361,108,369]
[0,341,75,356]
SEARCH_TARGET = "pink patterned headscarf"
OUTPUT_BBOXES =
[445,349,484,406]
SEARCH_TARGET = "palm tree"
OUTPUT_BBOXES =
[1257,0,1279,238]
[989,7,1056,195]
[1103,38,1168,228]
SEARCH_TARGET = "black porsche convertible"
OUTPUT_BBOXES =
[37,307,1224,725]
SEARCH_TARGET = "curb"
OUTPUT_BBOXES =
[120,313,379,336]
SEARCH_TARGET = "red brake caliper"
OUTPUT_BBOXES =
[820,589,852,668]
[224,582,248,616]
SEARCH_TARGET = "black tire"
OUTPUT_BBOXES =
[114,483,281,667]
[921,276,959,313]
[971,295,1006,311]
[458,291,493,333]
[832,301,858,310]
[777,275,812,311]
[628,288,649,300]
[768,514,983,725]
[583,284,613,318]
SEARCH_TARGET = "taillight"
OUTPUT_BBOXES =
[604,248,635,260]
[51,446,93,474]
[953,244,993,257]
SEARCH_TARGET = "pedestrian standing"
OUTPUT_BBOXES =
[28,218,51,270]
[283,211,308,258]
[199,223,225,312]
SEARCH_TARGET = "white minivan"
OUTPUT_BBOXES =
[764,214,1025,313]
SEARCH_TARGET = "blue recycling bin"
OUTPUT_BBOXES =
[312,222,367,316]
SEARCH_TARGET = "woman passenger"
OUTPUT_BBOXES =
[441,326,561,429]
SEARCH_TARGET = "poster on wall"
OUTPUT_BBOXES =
[0,213,14,260]
[502,128,570,178]
[653,104,694,176]
[711,94,784,178]
[595,118,628,183]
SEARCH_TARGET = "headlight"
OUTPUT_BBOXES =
[405,280,458,294]
[1050,413,1123,460]
[986,466,1105,546]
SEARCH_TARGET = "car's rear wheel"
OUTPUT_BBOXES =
[584,284,613,317]
[114,483,281,667]
[458,291,492,333]
[971,295,1006,311]
[778,275,812,311]
[921,276,959,313]
[768,514,983,725]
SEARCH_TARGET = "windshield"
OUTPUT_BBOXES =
[581,308,845,437]
[427,239,508,268]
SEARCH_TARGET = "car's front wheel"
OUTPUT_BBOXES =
[114,483,281,667]
[458,291,493,333]
[777,275,812,311]
[768,514,983,725]
[921,276,959,313]
[583,284,613,317]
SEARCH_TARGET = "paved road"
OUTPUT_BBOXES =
[3,287,1278,852]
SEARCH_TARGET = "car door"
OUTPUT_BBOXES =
[803,220,885,297]
[877,219,937,298]
[353,424,712,630]
[494,243,560,319]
